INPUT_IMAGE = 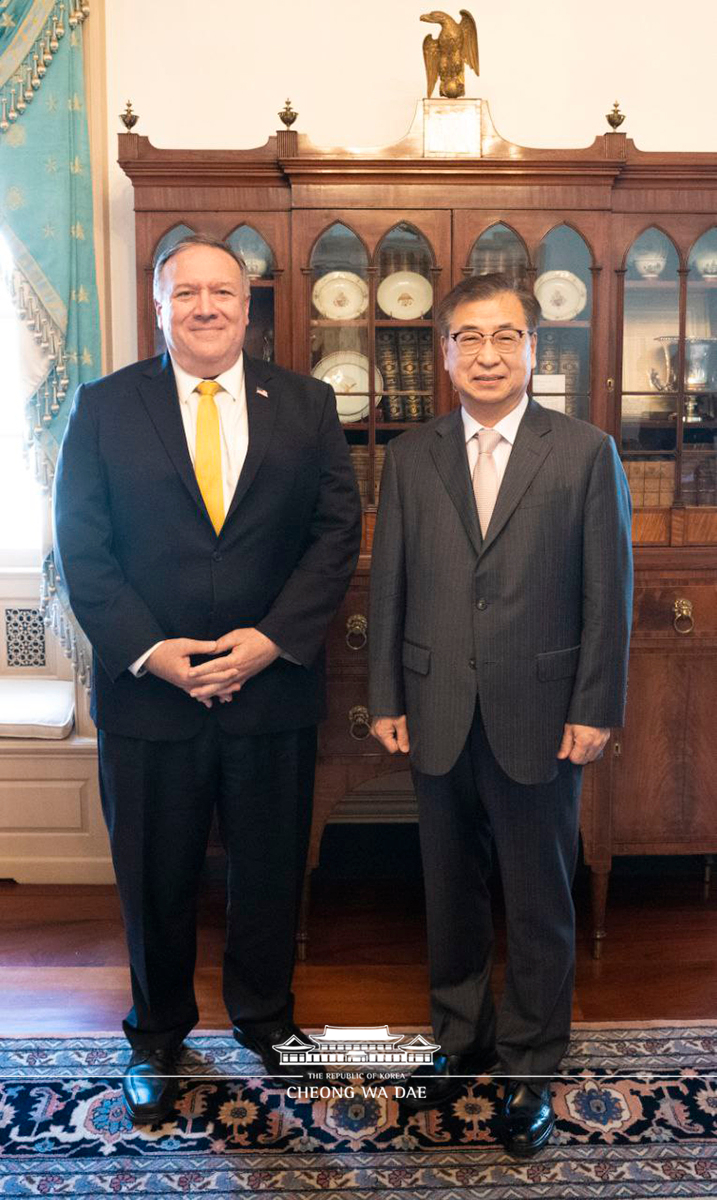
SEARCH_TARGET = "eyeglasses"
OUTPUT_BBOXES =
[449,328,534,356]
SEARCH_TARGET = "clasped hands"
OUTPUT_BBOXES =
[370,716,610,765]
[145,629,280,708]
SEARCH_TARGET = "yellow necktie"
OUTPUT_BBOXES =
[195,380,224,534]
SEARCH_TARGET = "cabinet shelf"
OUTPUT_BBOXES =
[622,419,717,429]
[311,319,367,327]
[342,421,431,431]
[374,318,434,327]
[539,319,591,329]
[625,280,679,288]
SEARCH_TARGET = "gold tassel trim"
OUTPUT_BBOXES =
[7,266,69,491]
[40,558,93,692]
[0,2,90,137]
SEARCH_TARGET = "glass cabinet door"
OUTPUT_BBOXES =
[620,227,685,511]
[375,223,435,426]
[683,228,717,506]
[309,223,373,507]
[372,223,436,508]
[227,225,275,363]
[533,225,593,423]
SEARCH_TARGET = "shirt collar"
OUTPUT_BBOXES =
[461,394,529,446]
[171,355,245,406]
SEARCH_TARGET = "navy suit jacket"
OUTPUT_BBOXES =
[53,352,362,741]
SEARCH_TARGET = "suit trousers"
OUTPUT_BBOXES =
[98,721,316,1051]
[411,702,582,1078]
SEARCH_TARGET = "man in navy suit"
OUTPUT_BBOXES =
[54,234,361,1123]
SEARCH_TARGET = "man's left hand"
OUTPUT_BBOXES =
[187,628,281,701]
[557,723,610,765]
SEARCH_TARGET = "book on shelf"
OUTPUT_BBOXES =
[376,329,403,421]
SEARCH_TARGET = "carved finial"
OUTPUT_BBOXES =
[120,100,138,131]
[279,98,297,128]
[606,101,625,131]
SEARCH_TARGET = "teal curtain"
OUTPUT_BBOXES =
[0,0,99,688]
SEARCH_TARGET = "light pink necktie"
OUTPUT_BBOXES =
[472,429,503,536]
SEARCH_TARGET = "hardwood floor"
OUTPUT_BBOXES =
[1,852,715,1036]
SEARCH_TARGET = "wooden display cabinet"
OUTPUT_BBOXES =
[119,100,717,958]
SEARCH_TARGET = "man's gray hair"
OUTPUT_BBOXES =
[436,272,541,338]
[153,233,250,301]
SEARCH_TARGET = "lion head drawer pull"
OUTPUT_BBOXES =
[346,614,368,650]
[348,705,371,740]
[673,597,694,635]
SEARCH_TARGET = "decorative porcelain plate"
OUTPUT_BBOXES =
[311,351,384,423]
[377,271,433,320]
[534,270,587,321]
[312,271,369,320]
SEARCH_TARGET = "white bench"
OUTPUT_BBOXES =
[0,679,113,883]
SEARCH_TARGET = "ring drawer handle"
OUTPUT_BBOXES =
[673,598,694,635]
[348,705,371,740]
[346,613,368,650]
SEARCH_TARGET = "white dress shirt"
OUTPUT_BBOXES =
[130,356,248,677]
[462,394,529,485]
[173,357,249,512]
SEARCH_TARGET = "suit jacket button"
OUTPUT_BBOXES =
[468,657,476,669]
[476,597,487,610]
[212,551,222,562]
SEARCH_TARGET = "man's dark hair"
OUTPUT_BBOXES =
[153,232,250,300]
[436,272,541,338]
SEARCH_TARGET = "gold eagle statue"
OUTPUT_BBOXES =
[421,10,479,99]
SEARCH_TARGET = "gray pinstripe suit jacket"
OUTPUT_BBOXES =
[368,400,633,784]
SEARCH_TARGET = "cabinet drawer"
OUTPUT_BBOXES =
[632,585,717,639]
[326,587,370,671]
[318,680,379,758]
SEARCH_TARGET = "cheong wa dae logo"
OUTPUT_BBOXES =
[272,1026,440,1068]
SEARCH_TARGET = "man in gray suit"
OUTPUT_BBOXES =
[369,273,632,1156]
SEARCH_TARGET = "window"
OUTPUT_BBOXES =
[0,237,43,566]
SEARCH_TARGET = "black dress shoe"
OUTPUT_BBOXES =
[399,1047,498,1112]
[500,1079,555,1156]
[122,1047,180,1125]
[233,1021,330,1084]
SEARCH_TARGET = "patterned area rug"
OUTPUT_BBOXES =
[0,1022,715,1197]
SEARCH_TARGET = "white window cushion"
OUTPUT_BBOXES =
[0,680,75,739]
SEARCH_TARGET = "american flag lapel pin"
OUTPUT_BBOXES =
[256,387,269,397]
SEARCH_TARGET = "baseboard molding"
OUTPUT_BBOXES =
[0,857,115,884]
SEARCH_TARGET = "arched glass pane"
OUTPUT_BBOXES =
[310,224,371,433]
[533,226,592,423]
[226,225,274,279]
[311,222,368,281]
[682,228,717,504]
[377,223,433,288]
[376,225,434,426]
[152,223,195,264]
[621,230,679,503]
[468,223,528,280]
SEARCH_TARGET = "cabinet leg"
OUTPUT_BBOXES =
[296,867,312,963]
[703,855,713,903]
[590,866,611,960]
